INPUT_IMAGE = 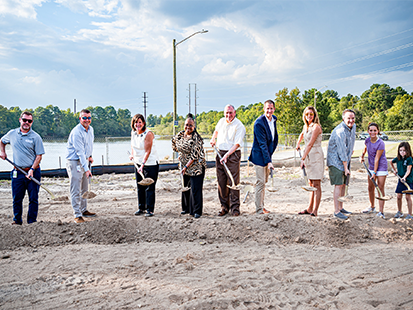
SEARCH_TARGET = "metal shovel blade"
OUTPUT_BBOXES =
[362,161,392,201]
[243,185,253,203]
[179,162,190,192]
[267,169,277,192]
[298,150,317,192]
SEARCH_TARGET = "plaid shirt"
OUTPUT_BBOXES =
[326,121,356,171]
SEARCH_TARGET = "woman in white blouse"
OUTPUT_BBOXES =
[129,114,159,217]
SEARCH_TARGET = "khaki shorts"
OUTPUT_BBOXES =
[328,166,348,185]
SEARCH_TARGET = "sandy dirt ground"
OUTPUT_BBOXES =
[1,159,413,309]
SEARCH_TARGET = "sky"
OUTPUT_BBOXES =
[1,0,413,118]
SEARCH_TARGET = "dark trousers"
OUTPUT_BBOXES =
[134,164,159,213]
[216,150,241,214]
[11,168,41,224]
[182,168,205,216]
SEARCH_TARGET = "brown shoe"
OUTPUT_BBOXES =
[82,211,96,217]
[74,217,85,223]
[218,210,228,216]
[260,208,270,214]
[232,211,240,216]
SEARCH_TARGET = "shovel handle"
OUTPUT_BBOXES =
[5,158,41,186]
[214,146,237,187]
[393,169,412,190]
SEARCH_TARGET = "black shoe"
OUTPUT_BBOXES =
[134,209,145,216]
[145,211,154,217]
[194,214,201,219]
[181,211,188,215]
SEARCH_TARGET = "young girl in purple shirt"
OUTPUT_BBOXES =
[360,122,388,218]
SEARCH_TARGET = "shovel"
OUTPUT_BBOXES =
[214,146,241,191]
[82,162,97,199]
[393,169,413,194]
[338,164,353,202]
[267,168,278,192]
[242,185,253,203]
[5,158,68,201]
[362,161,392,201]
[127,151,154,186]
[179,162,190,192]
[298,150,317,192]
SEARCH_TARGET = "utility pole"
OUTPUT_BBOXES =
[187,83,191,116]
[194,83,198,125]
[143,92,148,119]
[74,99,76,114]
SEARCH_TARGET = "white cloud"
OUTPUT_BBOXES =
[22,75,41,84]
[0,0,45,19]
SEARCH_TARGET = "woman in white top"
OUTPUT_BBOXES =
[129,114,159,217]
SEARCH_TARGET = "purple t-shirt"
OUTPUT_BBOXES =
[365,137,387,171]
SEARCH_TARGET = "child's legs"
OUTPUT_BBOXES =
[397,193,403,212]
[406,194,412,215]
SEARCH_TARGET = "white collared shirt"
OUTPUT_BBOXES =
[266,115,275,140]
[215,117,246,151]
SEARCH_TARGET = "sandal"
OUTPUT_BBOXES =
[298,209,310,215]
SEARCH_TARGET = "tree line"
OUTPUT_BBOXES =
[0,83,412,138]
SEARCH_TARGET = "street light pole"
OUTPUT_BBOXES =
[314,85,327,110]
[173,29,208,137]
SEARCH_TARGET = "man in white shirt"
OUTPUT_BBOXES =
[210,105,246,216]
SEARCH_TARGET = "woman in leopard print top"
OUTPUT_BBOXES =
[172,115,207,218]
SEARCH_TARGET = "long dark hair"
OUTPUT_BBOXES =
[397,141,412,161]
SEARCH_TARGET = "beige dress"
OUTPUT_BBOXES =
[303,124,324,180]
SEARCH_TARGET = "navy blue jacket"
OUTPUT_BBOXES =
[248,115,278,167]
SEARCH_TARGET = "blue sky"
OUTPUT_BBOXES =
[1,0,412,118]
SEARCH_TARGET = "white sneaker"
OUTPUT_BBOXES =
[362,207,375,214]
[394,211,404,218]
[376,212,385,219]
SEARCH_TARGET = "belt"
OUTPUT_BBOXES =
[22,166,39,172]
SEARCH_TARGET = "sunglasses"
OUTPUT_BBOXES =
[81,116,92,120]
[22,118,33,123]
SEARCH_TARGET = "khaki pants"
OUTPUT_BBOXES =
[66,160,88,218]
[254,164,269,213]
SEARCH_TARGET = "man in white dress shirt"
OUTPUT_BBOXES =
[210,105,246,216]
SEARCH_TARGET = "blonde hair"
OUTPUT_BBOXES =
[302,106,321,130]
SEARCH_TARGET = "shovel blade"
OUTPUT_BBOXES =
[376,195,392,201]
[82,192,97,199]
[138,178,154,186]
[302,186,317,192]
[338,195,353,202]
[227,184,241,191]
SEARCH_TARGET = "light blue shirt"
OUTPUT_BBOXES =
[326,121,356,171]
[1,128,45,167]
[66,124,94,172]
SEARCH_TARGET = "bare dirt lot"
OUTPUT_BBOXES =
[1,162,413,309]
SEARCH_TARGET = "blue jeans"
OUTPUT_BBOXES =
[11,168,41,224]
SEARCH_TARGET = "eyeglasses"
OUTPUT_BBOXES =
[82,116,92,120]
[22,118,33,123]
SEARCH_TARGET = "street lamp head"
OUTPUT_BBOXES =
[201,29,208,33]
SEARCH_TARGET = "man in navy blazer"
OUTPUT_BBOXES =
[248,100,278,214]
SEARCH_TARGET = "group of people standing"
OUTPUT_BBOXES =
[1,104,412,224]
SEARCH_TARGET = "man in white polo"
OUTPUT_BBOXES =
[66,109,96,223]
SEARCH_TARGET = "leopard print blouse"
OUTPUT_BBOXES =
[172,130,207,176]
